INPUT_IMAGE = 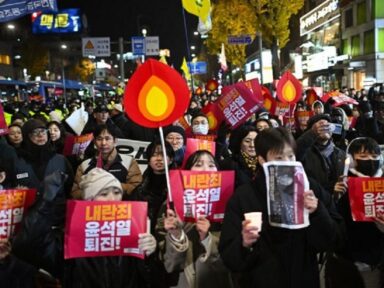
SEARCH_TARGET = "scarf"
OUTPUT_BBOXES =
[241,151,258,173]
[316,140,335,159]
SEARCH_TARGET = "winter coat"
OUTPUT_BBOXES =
[296,129,345,194]
[159,224,233,288]
[71,148,142,199]
[218,172,344,288]
[220,154,255,188]
[10,172,151,288]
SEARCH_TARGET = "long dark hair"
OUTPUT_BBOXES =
[184,150,218,170]
[48,121,66,153]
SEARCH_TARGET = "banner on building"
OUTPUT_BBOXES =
[0,0,57,23]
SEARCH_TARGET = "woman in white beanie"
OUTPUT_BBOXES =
[62,167,158,287]
[11,168,157,288]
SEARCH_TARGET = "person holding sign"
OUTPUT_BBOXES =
[159,150,234,288]
[131,139,176,288]
[72,124,143,199]
[11,168,157,288]
[219,127,343,288]
[328,137,384,288]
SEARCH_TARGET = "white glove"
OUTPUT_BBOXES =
[138,233,157,256]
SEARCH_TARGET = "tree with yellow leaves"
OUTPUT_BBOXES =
[250,0,304,79]
[68,58,95,82]
[207,0,304,80]
[206,0,257,68]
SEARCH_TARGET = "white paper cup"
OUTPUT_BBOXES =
[244,212,262,232]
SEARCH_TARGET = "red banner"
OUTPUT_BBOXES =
[63,133,93,156]
[170,170,235,222]
[183,138,216,168]
[295,110,314,131]
[0,103,9,136]
[217,83,262,128]
[64,200,148,259]
[201,102,223,131]
[0,189,37,239]
[348,177,384,221]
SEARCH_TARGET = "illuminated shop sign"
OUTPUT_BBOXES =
[32,8,81,34]
[300,0,340,36]
[306,46,337,72]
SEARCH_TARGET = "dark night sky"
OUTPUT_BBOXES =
[59,0,198,68]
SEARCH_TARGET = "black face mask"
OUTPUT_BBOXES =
[356,159,381,176]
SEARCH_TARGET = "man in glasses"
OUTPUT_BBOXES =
[12,119,73,196]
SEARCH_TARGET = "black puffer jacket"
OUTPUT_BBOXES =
[219,172,344,288]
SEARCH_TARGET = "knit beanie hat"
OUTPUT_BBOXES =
[22,119,46,139]
[306,114,332,130]
[163,125,186,143]
[79,168,122,200]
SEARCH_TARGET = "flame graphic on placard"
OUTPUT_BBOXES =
[138,75,175,121]
[282,80,296,102]
[124,59,191,128]
[206,111,218,130]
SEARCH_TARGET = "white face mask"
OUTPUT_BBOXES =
[192,124,209,135]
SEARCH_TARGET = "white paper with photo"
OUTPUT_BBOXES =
[262,161,310,229]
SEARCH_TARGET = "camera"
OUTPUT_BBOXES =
[329,123,343,135]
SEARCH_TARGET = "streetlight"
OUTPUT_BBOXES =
[7,24,15,30]
[61,44,67,50]
[141,28,147,37]
[193,31,199,36]
[191,45,196,50]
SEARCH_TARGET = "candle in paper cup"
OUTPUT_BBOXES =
[343,156,350,176]
[244,212,262,232]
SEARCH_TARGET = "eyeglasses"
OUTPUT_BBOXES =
[30,128,48,137]
[166,136,183,142]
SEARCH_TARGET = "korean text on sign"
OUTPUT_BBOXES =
[170,171,235,223]
[64,200,147,259]
[348,177,384,221]
[218,89,248,128]
[0,189,37,239]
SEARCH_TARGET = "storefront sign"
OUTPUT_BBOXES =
[306,46,337,72]
[300,0,340,36]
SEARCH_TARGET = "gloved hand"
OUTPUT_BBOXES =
[43,171,68,202]
[138,233,156,256]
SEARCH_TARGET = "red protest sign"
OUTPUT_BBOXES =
[295,110,314,131]
[0,189,37,239]
[217,83,261,128]
[124,59,191,128]
[170,170,235,222]
[182,138,216,168]
[63,133,93,156]
[64,200,148,259]
[348,177,384,221]
[0,103,9,136]
[261,86,277,113]
[276,71,302,105]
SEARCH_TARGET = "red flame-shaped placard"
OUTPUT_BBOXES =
[124,59,190,128]
[276,71,302,104]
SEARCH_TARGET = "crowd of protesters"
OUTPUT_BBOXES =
[0,83,384,288]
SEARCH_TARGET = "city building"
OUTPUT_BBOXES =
[340,0,384,89]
